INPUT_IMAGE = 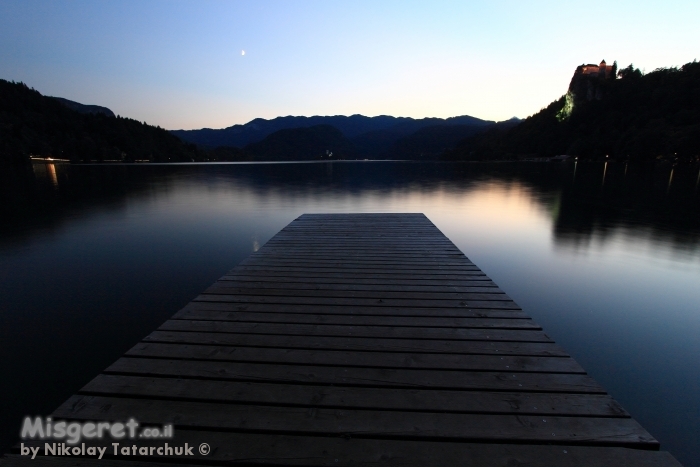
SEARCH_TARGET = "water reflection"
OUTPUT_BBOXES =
[31,160,74,189]
[602,160,608,188]
[553,162,700,258]
[1,161,699,465]
[3,161,700,255]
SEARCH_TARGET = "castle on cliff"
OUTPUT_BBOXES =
[557,59,617,121]
[580,60,615,79]
[571,59,617,102]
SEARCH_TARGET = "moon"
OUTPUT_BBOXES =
[241,50,245,56]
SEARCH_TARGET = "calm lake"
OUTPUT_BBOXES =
[1,161,699,465]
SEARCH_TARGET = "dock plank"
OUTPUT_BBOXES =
[125,342,583,373]
[168,311,539,329]
[175,301,528,318]
[105,357,608,393]
[143,331,564,356]
[80,374,628,416]
[153,320,553,341]
[52,395,657,448]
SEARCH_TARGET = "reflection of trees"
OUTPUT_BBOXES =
[552,162,700,252]
[3,161,699,253]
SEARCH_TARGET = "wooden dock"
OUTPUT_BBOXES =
[3,213,682,466]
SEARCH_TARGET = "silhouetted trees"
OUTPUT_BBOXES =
[445,60,700,161]
[0,80,199,166]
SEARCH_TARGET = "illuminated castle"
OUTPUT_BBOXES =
[580,60,615,79]
[571,59,616,101]
[557,59,616,121]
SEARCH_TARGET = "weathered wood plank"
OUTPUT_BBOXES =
[195,294,521,310]
[219,274,497,286]
[203,287,510,302]
[227,264,481,273]
[52,395,658,448]
[255,243,463,249]
[255,248,465,255]
[222,271,493,281]
[80,374,628,416]
[240,257,479,268]
[144,331,564,356]
[246,256,475,265]
[175,302,529,319]
[106,357,607,393]
[212,279,502,293]
[155,320,550,341]
[266,239,459,245]
[168,311,537,329]
[221,269,491,285]
[236,262,483,273]
[246,253,471,260]
[126,342,582,373]
[254,248,468,256]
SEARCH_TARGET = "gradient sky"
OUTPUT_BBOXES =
[1,0,698,130]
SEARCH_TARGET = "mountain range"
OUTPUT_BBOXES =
[171,114,507,160]
[172,114,495,148]
[3,57,698,165]
[0,78,510,164]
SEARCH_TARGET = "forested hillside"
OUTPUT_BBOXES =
[0,80,198,165]
[445,61,700,161]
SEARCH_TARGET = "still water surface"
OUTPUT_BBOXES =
[1,161,699,465]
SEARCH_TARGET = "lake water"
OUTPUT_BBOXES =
[1,161,699,465]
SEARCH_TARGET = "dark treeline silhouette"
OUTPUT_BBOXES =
[0,79,501,163]
[180,115,500,161]
[0,79,199,165]
[171,114,494,148]
[244,125,356,161]
[186,122,507,162]
[445,60,700,161]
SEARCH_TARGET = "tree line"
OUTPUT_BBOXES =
[444,60,700,161]
[0,80,198,165]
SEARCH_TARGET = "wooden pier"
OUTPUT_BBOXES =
[3,214,682,466]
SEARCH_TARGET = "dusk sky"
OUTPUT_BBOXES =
[1,0,698,130]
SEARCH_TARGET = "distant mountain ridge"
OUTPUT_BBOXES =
[171,114,494,149]
[0,78,509,164]
[244,125,355,161]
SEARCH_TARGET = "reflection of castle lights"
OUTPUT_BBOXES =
[602,161,608,187]
[47,163,58,187]
[32,161,60,188]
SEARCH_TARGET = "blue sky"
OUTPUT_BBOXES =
[1,0,698,130]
